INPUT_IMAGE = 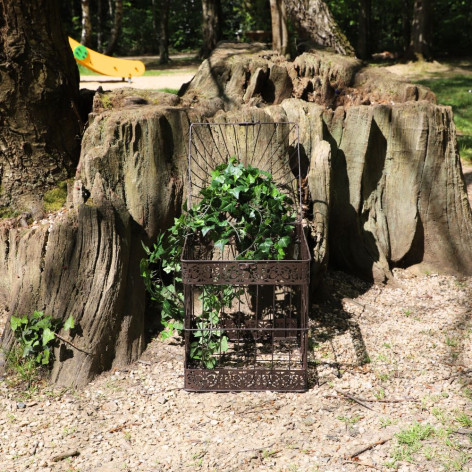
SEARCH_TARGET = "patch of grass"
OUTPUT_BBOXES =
[416,76,472,162]
[375,387,386,400]
[43,180,69,212]
[445,336,458,347]
[455,412,472,428]
[389,422,435,465]
[4,345,44,389]
[379,417,398,428]
[432,407,449,425]
[157,88,179,94]
[337,415,362,424]
[376,371,391,381]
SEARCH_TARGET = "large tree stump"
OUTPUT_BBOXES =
[1,44,471,386]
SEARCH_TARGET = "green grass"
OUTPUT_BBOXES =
[416,76,472,162]
[156,88,179,95]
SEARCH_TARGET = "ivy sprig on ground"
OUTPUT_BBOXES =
[10,311,75,366]
[141,158,296,368]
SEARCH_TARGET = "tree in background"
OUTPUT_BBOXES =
[80,0,92,46]
[0,0,81,214]
[270,0,288,55]
[104,0,124,55]
[284,0,355,56]
[158,0,170,64]
[200,0,222,58]
[357,0,371,59]
[61,0,472,60]
[407,0,432,60]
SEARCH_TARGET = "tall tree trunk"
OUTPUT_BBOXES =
[0,0,82,213]
[159,0,170,64]
[283,0,355,56]
[402,0,412,55]
[151,0,159,54]
[357,0,371,59]
[97,0,103,51]
[200,0,222,58]
[270,0,288,55]
[408,0,432,60]
[80,0,92,46]
[105,0,123,55]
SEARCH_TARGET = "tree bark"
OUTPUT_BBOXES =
[0,0,82,214]
[408,0,432,60]
[104,0,123,55]
[151,0,159,54]
[200,0,222,58]
[402,0,412,55]
[270,0,289,55]
[159,0,170,64]
[357,0,371,59]
[80,0,92,46]
[97,0,103,52]
[283,0,355,56]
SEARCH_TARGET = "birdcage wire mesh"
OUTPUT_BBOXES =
[182,121,310,392]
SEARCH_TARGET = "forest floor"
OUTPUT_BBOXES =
[0,58,471,472]
[1,268,471,472]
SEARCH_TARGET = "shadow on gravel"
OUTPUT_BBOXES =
[307,271,373,387]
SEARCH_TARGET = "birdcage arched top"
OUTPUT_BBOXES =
[187,121,303,219]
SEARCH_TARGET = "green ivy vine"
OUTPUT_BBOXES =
[141,158,296,368]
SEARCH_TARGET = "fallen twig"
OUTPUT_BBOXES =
[51,450,80,462]
[325,394,418,403]
[334,389,376,412]
[109,422,141,433]
[453,428,472,435]
[346,437,391,459]
[444,368,472,382]
[54,333,91,355]
[224,442,275,467]
[344,459,382,470]
[236,401,276,415]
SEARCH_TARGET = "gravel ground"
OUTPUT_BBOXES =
[0,92,471,471]
[1,266,471,472]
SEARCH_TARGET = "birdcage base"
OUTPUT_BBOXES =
[184,368,307,392]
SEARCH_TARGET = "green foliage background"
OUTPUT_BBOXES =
[61,0,472,57]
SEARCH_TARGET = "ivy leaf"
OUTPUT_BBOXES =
[10,316,26,332]
[259,238,273,253]
[201,226,214,237]
[41,348,50,365]
[278,236,291,248]
[214,238,229,251]
[220,336,229,352]
[42,328,55,347]
[63,315,75,331]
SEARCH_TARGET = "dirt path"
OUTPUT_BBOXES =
[80,71,196,91]
[384,59,472,81]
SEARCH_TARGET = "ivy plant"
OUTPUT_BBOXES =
[10,311,75,366]
[141,158,296,368]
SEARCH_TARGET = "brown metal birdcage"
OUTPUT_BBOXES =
[182,121,311,392]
